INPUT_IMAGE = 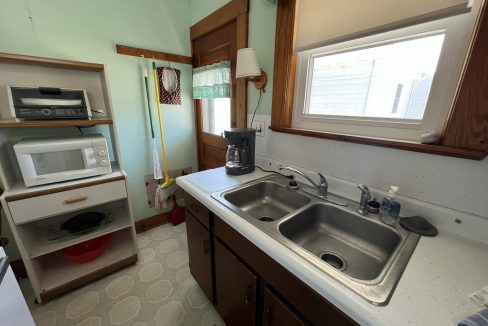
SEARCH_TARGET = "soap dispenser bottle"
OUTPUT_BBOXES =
[379,186,401,225]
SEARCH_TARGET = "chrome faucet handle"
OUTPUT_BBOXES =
[278,165,328,197]
[317,173,328,197]
[357,184,371,215]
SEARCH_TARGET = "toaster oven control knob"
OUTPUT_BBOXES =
[41,108,51,115]
[97,149,106,156]
[99,159,108,167]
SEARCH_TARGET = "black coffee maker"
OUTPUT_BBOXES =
[224,128,256,175]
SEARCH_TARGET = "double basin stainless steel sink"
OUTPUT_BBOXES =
[212,175,420,305]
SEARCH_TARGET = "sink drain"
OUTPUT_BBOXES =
[259,216,274,222]
[321,252,346,271]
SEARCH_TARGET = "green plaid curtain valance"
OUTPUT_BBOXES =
[192,60,231,99]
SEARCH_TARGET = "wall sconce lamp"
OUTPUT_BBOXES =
[236,48,267,92]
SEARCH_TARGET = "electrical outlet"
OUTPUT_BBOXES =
[253,120,265,137]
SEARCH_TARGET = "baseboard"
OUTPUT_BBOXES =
[134,212,171,234]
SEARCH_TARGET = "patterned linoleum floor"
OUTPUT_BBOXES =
[20,222,226,326]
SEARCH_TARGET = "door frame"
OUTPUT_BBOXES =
[191,0,249,170]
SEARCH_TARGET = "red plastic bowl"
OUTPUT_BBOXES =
[62,234,111,263]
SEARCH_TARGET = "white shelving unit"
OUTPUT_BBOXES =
[0,52,139,303]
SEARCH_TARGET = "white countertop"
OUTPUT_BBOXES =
[177,167,488,326]
[0,247,35,326]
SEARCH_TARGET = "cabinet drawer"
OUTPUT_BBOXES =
[183,191,210,228]
[8,180,127,224]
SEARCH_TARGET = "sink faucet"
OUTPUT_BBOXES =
[357,184,371,215]
[278,165,328,197]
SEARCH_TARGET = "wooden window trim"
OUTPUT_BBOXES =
[271,0,488,160]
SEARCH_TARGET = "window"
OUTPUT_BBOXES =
[293,3,483,142]
[307,33,444,120]
[201,98,231,136]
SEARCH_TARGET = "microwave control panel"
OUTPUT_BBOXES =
[95,148,110,167]
[92,137,111,173]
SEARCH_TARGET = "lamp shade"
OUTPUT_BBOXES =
[236,48,261,78]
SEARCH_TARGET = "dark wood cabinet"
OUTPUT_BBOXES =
[184,192,357,326]
[186,211,214,303]
[263,287,306,326]
[215,239,257,326]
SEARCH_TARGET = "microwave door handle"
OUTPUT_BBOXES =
[82,148,97,169]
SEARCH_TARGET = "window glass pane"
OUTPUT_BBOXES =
[307,33,445,120]
[201,98,231,135]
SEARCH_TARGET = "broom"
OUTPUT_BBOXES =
[142,64,163,181]
[152,62,177,209]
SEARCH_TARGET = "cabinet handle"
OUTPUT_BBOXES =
[245,284,253,304]
[63,196,88,204]
[203,239,210,255]
[264,307,272,325]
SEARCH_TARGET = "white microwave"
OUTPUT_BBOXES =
[14,134,112,187]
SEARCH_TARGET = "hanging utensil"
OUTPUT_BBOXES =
[142,60,163,180]
[152,62,177,192]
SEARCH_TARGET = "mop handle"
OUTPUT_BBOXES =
[143,67,155,139]
[152,62,170,180]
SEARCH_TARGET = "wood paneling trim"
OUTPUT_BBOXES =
[115,44,192,65]
[134,212,170,233]
[5,176,126,202]
[235,12,249,128]
[441,4,488,151]
[190,0,249,40]
[0,52,104,71]
[269,126,486,160]
[271,0,298,128]
[39,255,137,302]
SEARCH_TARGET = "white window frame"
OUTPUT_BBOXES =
[292,0,483,142]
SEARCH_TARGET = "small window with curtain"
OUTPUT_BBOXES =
[292,0,483,142]
[193,60,231,136]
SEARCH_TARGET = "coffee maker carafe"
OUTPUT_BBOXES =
[224,128,256,175]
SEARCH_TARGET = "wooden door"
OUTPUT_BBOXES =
[215,239,257,326]
[191,0,248,171]
[186,212,214,303]
[263,287,307,326]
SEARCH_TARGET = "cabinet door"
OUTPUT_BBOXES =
[186,211,213,302]
[263,287,307,326]
[215,239,257,326]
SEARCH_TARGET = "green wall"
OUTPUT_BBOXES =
[0,0,278,261]
[0,0,198,259]
[190,0,277,116]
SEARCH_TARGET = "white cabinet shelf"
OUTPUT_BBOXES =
[38,229,137,297]
[3,162,124,202]
[29,206,132,259]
